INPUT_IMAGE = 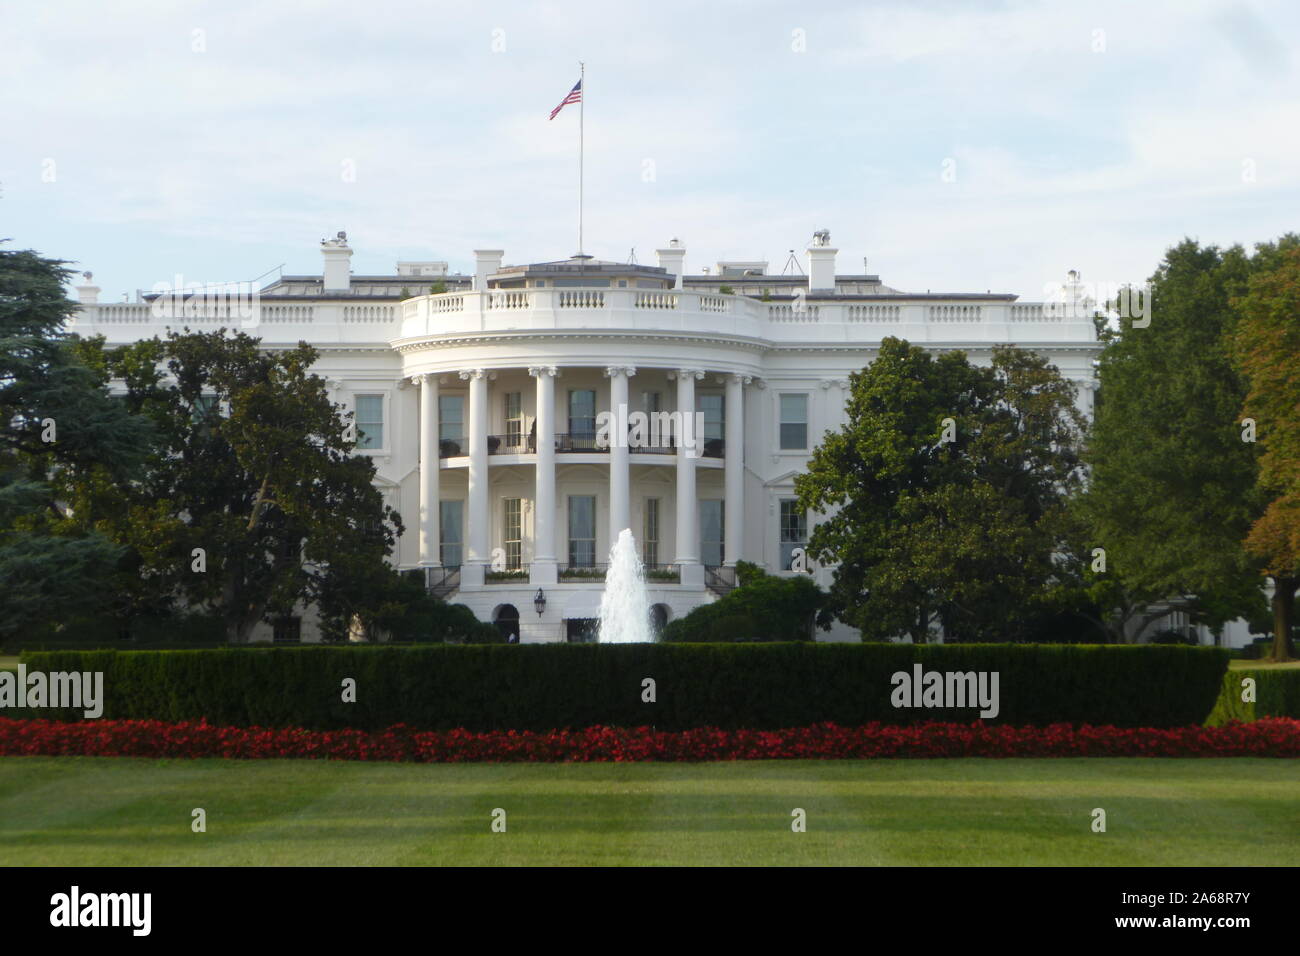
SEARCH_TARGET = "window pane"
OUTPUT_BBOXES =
[700,499,724,567]
[568,495,596,566]
[439,395,464,442]
[779,498,807,570]
[779,394,807,449]
[504,498,522,569]
[569,389,596,441]
[643,498,659,567]
[356,395,383,449]
[698,394,724,441]
[440,500,463,567]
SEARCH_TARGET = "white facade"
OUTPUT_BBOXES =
[69,232,1101,643]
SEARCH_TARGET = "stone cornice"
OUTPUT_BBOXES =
[391,330,771,354]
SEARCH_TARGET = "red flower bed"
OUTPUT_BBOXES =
[1,717,1298,762]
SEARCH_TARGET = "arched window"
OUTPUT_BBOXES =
[649,603,670,638]
[493,604,520,643]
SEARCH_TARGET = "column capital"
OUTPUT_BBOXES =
[669,368,705,381]
[603,365,637,378]
[528,365,558,378]
[458,368,486,381]
[407,372,437,388]
[729,373,753,386]
[820,378,849,390]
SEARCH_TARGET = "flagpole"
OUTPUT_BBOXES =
[578,61,585,258]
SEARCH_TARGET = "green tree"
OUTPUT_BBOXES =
[1084,237,1297,651]
[795,338,1086,643]
[0,247,153,638]
[67,328,402,642]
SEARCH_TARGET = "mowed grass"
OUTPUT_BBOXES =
[0,757,1296,866]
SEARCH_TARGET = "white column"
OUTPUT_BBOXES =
[674,368,704,585]
[417,374,440,568]
[605,365,635,541]
[461,368,489,583]
[724,373,748,566]
[530,365,558,585]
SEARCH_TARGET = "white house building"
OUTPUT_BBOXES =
[68,230,1103,643]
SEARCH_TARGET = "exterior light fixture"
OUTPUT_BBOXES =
[534,589,546,616]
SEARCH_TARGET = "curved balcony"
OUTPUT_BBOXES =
[393,287,1097,346]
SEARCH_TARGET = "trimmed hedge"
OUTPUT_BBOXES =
[16,643,1229,732]
[1207,667,1300,725]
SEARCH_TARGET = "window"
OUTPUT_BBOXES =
[192,394,219,421]
[355,394,384,449]
[439,394,464,456]
[698,393,724,441]
[504,391,523,447]
[779,499,807,570]
[569,389,596,441]
[779,393,808,450]
[568,495,596,567]
[439,395,464,442]
[272,617,302,645]
[643,391,662,414]
[643,498,660,567]
[700,499,724,567]
[503,498,522,570]
[440,500,463,568]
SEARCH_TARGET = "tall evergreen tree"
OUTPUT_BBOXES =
[0,246,153,638]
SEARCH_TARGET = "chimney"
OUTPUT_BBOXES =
[75,271,100,305]
[321,231,353,292]
[474,249,504,291]
[656,238,685,289]
[806,230,837,293]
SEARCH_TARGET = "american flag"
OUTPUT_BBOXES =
[549,79,582,120]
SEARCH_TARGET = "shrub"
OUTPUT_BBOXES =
[663,561,831,642]
[18,643,1229,732]
[1207,667,1300,725]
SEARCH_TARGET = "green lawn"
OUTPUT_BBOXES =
[0,757,1296,865]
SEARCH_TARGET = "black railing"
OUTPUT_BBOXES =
[426,567,461,597]
[487,433,533,454]
[704,565,737,596]
[555,432,607,453]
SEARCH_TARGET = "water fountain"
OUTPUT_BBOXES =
[598,528,654,643]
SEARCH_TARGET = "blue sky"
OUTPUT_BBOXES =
[2,0,1297,300]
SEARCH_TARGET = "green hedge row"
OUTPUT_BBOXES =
[13,644,1229,731]
[1206,667,1300,725]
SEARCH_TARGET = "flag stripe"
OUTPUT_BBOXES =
[549,79,583,120]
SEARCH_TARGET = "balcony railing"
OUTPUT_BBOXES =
[555,432,607,453]
[442,433,725,458]
[487,433,533,454]
[485,566,529,583]
[559,563,608,580]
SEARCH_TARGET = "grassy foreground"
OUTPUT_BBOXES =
[1,756,1296,865]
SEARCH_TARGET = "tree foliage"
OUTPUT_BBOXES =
[662,561,831,642]
[0,247,153,637]
[64,328,403,642]
[795,338,1086,643]
[1084,237,1297,654]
